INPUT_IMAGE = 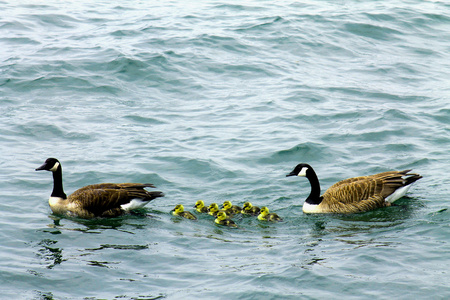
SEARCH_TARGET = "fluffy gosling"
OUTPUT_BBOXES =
[194,200,209,213]
[208,203,226,217]
[171,204,197,220]
[215,211,237,228]
[222,200,242,214]
[257,207,282,222]
[241,202,260,216]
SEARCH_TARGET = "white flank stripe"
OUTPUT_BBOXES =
[385,185,412,203]
[121,199,149,211]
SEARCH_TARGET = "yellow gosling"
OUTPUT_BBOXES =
[215,211,237,228]
[222,200,242,214]
[257,207,282,222]
[194,200,209,213]
[241,202,260,216]
[208,203,226,217]
[171,204,197,220]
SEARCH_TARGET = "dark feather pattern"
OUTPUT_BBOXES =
[69,184,164,218]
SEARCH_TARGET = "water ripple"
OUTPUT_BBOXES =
[0,1,449,299]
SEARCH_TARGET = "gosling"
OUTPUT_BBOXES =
[222,200,242,214]
[215,211,237,228]
[241,202,260,216]
[208,203,226,217]
[194,200,209,213]
[171,204,197,220]
[258,207,282,222]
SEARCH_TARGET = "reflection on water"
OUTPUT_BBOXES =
[34,291,55,300]
[86,260,119,268]
[334,238,394,249]
[35,239,64,269]
[302,238,327,270]
[85,244,149,251]
[34,290,165,300]
[44,214,153,234]
[299,203,418,270]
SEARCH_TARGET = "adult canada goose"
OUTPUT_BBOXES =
[194,200,209,213]
[257,207,283,222]
[222,201,242,214]
[286,163,422,214]
[241,202,260,216]
[36,158,164,218]
[215,211,237,228]
[171,204,197,220]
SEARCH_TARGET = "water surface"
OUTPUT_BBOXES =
[0,0,449,299]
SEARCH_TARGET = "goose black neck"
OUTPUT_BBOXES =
[305,168,322,205]
[51,166,67,199]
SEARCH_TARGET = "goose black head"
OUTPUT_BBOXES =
[286,163,312,177]
[36,158,61,172]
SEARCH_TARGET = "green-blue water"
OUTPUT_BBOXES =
[1,0,449,299]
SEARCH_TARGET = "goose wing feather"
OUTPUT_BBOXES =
[321,170,418,213]
[68,184,162,217]
[322,177,386,212]
[76,183,156,192]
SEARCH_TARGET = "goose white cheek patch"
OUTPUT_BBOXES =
[49,162,60,172]
[298,167,308,177]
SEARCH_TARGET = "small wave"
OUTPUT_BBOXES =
[344,22,402,41]
[234,16,286,32]
[260,142,331,165]
[13,122,92,141]
[123,115,168,125]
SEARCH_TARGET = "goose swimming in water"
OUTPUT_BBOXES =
[36,158,164,218]
[286,163,422,214]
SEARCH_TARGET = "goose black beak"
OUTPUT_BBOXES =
[286,171,296,177]
[35,163,47,171]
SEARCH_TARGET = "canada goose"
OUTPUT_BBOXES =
[222,201,242,214]
[215,211,237,227]
[171,204,197,220]
[286,163,422,214]
[208,203,227,217]
[194,200,209,213]
[257,207,283,222]
[35,158,164,218]
[241,202,260,216]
